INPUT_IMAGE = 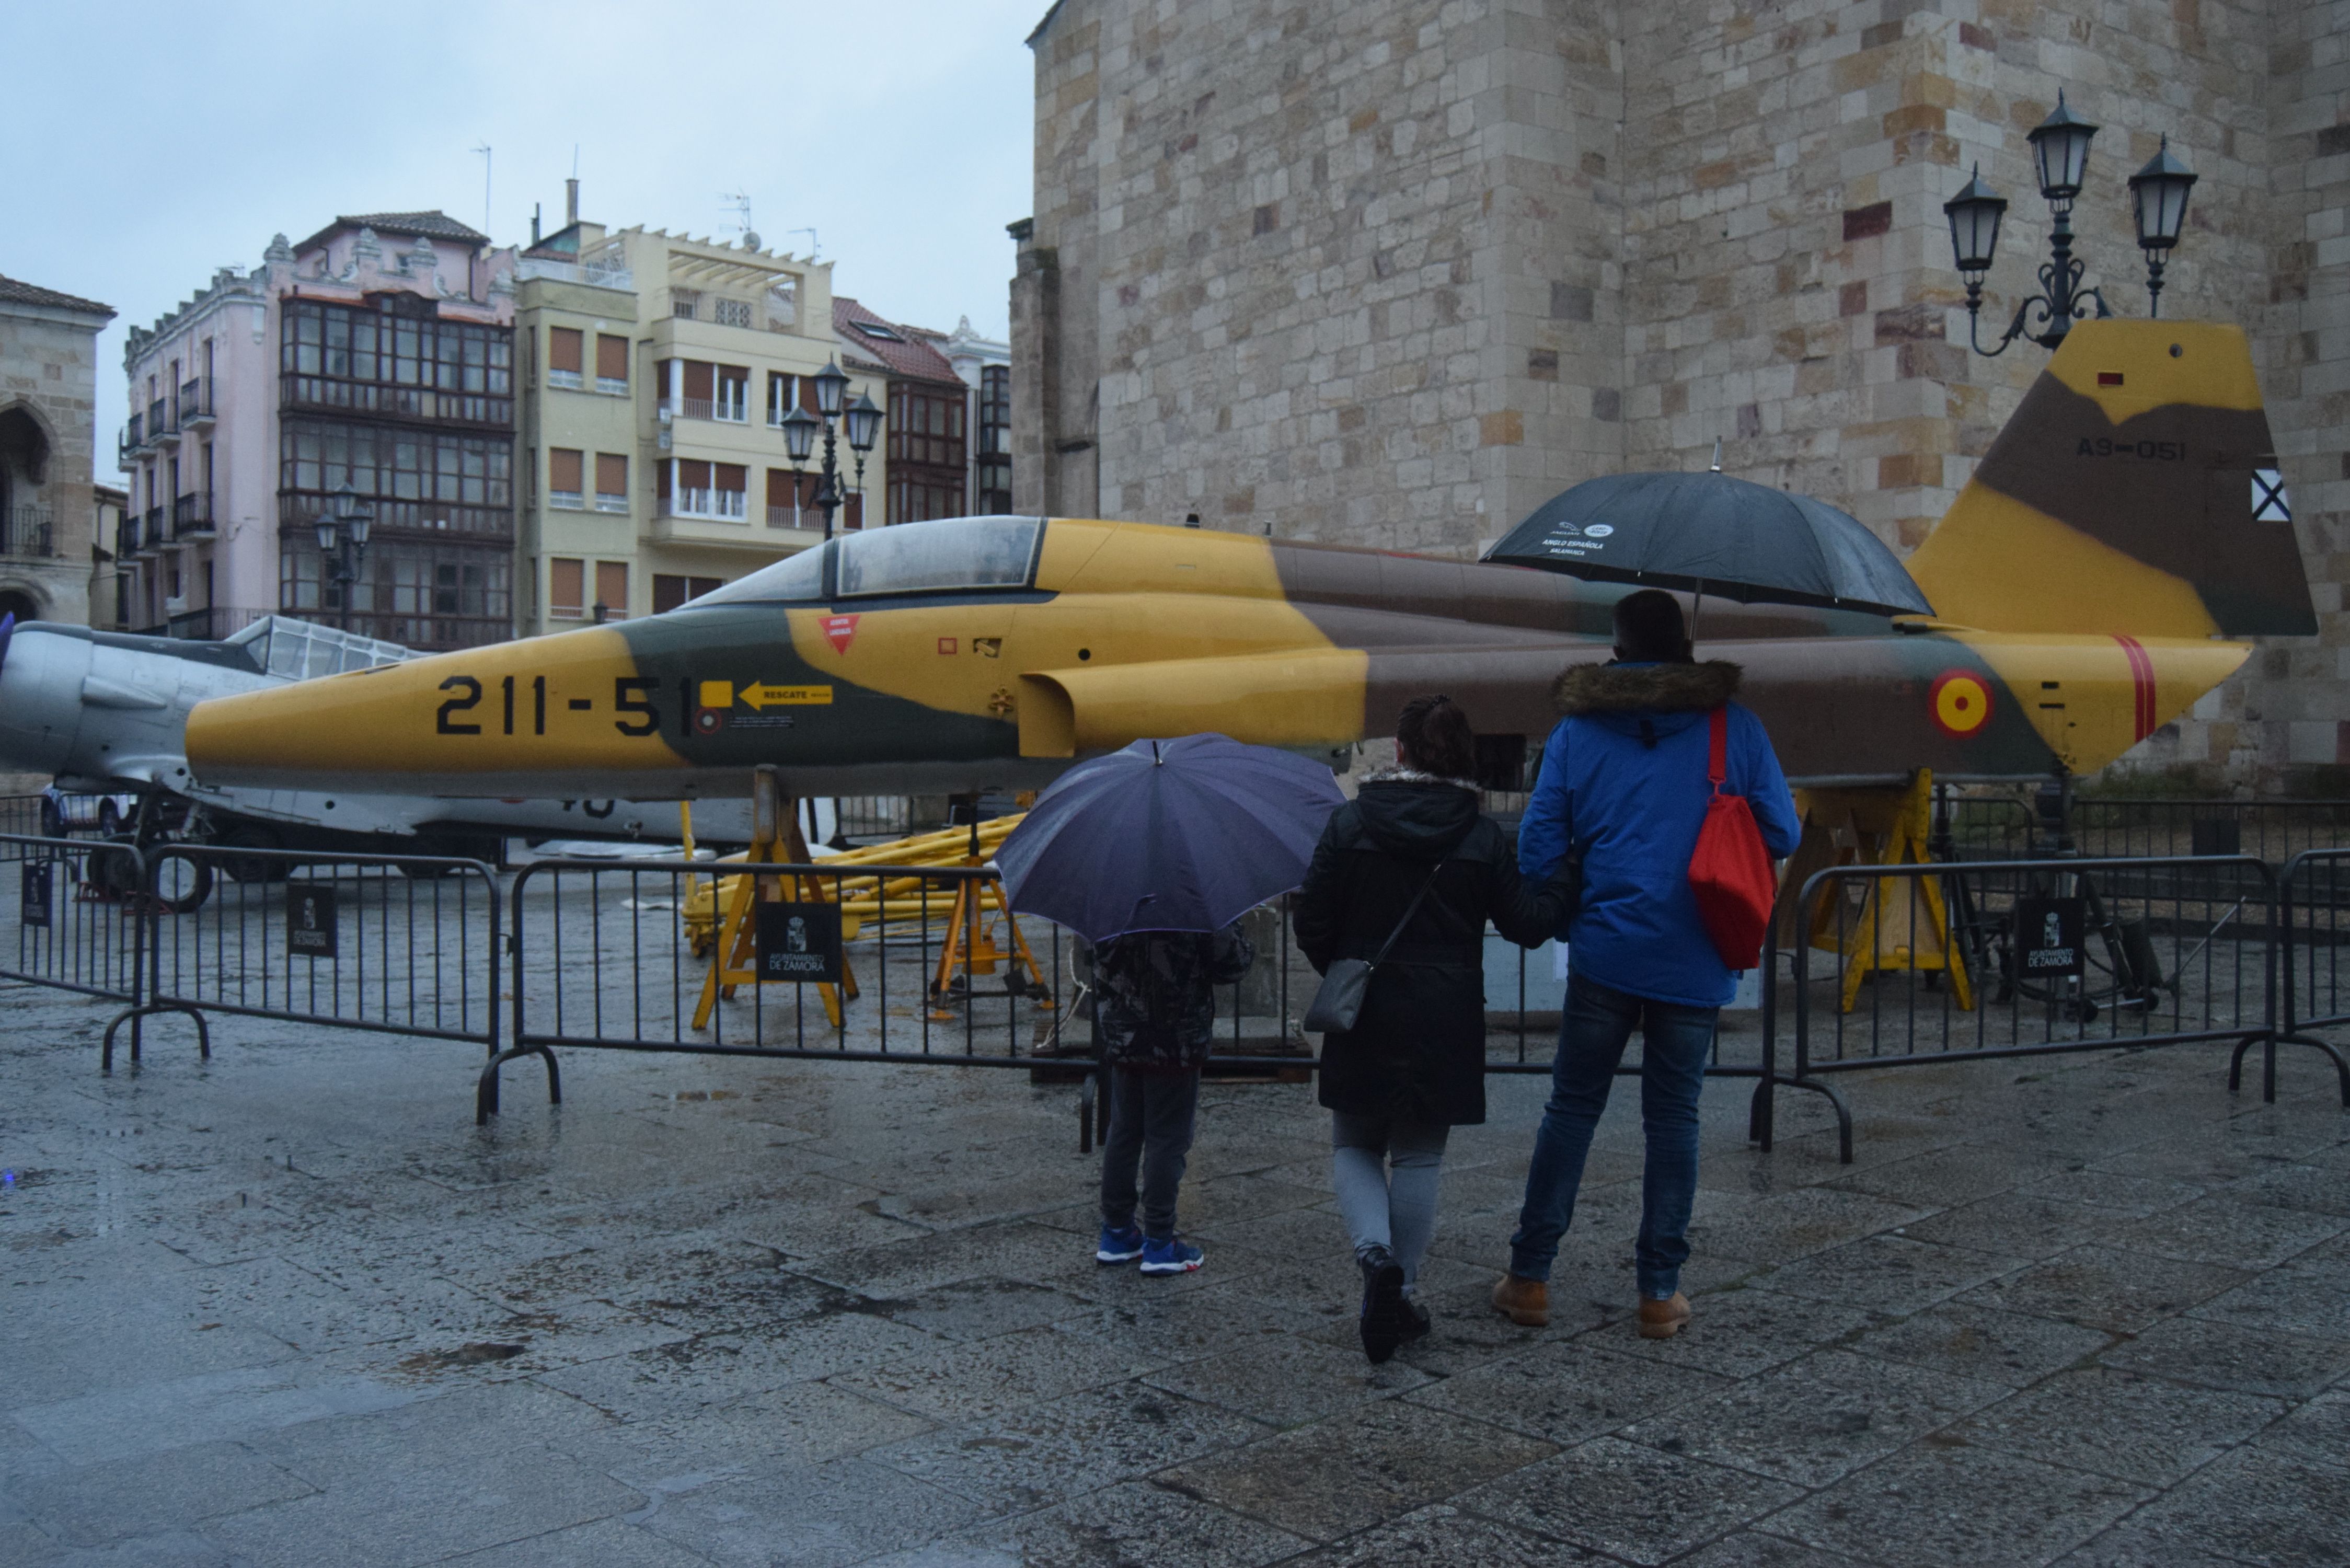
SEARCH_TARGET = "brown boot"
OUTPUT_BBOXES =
[1637,1292,1691,1340]
[1490,1273,1549,1328]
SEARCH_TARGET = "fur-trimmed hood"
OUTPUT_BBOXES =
[1358,766,1482,793]
[1552,659,1742,717]
[1351,768,1485,859]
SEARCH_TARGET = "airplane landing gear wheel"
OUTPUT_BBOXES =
[149,847,214,915]
[221,825,290,884]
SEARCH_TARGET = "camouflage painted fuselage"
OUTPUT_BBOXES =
[184,320,2303,799]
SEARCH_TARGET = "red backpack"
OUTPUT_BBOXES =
[1688,707,1777,969]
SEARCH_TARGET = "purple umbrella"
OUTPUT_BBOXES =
[996,734,1346,942]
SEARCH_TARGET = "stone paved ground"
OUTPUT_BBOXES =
[3,978,2347,1567]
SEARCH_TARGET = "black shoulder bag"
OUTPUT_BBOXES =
[1301,861,1444,1035]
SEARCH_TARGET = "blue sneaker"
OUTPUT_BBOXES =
[1096,1225,1145,1264]
[1139,1236,1204,1275]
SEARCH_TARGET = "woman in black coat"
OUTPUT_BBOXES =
[1294,695,1571,1362]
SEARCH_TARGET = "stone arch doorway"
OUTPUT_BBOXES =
[1,402,54,558]
[0,585,44,624]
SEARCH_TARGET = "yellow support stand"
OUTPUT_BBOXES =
[1785,769,1973,1014]
[925,825,1054,1021]
[694,768,859,1031]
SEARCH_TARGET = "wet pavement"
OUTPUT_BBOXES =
[3,976,2346,1566]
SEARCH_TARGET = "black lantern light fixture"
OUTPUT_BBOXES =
[843,391,882,508]
[2128,135,2198,318]
[1944,91,2195,355]
[313,481,374,631]
[785,360,883,539]
[2026,90,2099,207]
[812,358,849,418]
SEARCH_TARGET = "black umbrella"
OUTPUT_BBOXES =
[1483,465,1934,618]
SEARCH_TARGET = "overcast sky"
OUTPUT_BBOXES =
[4,0,1043,456]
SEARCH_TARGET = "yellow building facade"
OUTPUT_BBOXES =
[514,214,885,635]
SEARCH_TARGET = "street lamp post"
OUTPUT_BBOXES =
[1943,91,2196,356]
[312,482,374,633]
[778,359,884,540]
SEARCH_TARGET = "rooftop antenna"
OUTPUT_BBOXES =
[1709,437,1723,473]
[473,143,492,238]
[788,227,820,261]
[722,191,759,251]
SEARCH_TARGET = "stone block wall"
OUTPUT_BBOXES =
[0,302,111,627]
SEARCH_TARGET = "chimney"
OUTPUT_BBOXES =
[566,179,580,226]
[531,203,542,245]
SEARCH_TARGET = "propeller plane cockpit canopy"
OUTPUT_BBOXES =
[184,320,2308,802]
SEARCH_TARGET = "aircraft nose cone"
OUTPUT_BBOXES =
[0,625,86,779]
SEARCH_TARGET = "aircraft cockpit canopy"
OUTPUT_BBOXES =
[685,516,1045,609]
[224,616,417,681]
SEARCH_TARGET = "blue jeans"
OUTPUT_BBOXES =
[1508,973,1717,1299]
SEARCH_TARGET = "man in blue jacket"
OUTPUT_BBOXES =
[1494,590,1801,1338]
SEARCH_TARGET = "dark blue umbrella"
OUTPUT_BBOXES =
[996,734,1346,942]
[1484,467,1934,617]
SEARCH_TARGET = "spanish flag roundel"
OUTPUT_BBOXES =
[1930,670,1993,739]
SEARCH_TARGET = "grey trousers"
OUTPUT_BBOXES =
[1331,1111,1450,1288]
[1100,1066,1202,1240]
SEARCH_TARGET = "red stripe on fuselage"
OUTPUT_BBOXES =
[2114,635,2157,741]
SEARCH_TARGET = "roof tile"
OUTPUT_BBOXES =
[832,297,964,387]
[0,273,114,317]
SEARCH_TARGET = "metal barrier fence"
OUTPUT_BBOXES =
[3,830,146,1006]
[0,831,203,1068]
[497,856,1140,1128]
[490,853,1782,1140]
[0,794,47,838]
[10,825,2347,1157]
[1933,788,2350,866]
[1766,853,2284,1162]
[2262,848,2350,1106]
[146,844,500,1075]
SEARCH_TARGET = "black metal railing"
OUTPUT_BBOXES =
[0,797,45,838]
[278,374,512,429]
[148,398,170,440]
[1762,852,2284,1162]
[147,844,500,1062]
[2,505,55,557]
[172,492,214,536]
[9,825,2348,1148]
[140,507,164,551]
[2260,848,2350,1105]
[0,832,180,1067]
[179,377,214,423]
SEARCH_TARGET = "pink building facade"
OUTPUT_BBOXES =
[119,213,518,649]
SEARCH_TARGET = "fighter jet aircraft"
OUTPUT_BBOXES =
[185,320,2308,800]
[0,612,746,857]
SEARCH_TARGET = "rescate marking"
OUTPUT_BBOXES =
[740,685,832,710]
[1930,670,1992,739]
[2113,635,2157,741]
[822,614,860,653]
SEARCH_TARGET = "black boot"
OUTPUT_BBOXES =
[1399,1293,1432,1345]
[1357,1245,1406,1364]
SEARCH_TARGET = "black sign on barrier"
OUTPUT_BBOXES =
[755,901,842,983]
[2014,895,2086,977]
[20,861,52,928]
[289,886,338,958]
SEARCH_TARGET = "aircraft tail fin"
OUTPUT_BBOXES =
[1904,319,2313,639]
